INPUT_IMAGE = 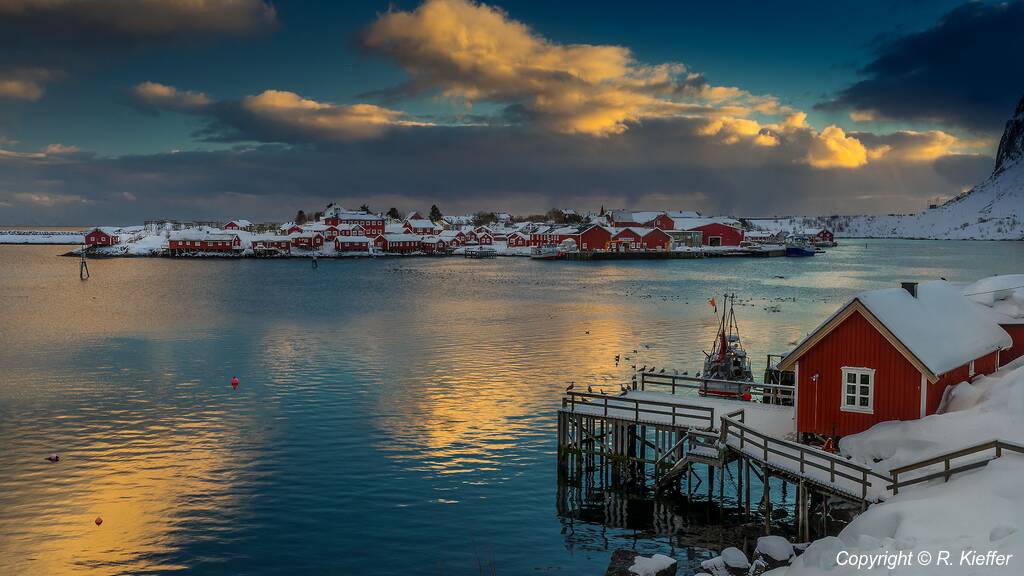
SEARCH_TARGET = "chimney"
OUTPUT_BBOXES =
[901,282,918,298]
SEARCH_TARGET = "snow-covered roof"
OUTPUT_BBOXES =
[251,234,291,242]
[288,231,323,239]
[335,223,363,231]
[380,234,421,242]
[227,219,252,227]
[334,213,382,221]
[384,223,406,234]
[302,223,334,231]
[783,280,1012,378]
[404,218,436,228]
[169,231,238,241]
[963,275,1024,325]
[89,226,121,235]
[670,216,742,231]
[335,235,371,243]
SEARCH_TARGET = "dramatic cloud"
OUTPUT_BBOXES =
[0,67,60,100]
[818,1,1024,132]
[853,130,979,163]
[362,0,782,136]
[0,0,277,40]
[128,83,420,142]
[0,120,994,225]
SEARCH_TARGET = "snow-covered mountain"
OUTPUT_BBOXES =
[748,95,1024,240]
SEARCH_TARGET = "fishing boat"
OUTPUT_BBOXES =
[530,245,561,260]
[700,294,754,398]
[785,238,816,257]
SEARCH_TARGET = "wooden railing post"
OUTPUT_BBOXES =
[799,448,805,473]
[892,472,899,495]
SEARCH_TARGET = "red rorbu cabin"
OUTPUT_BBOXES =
[289,232,324,251]
[641,228,672,251]
[167,232,242,254]
[334,236,371,252]
[779,281,1011,440]
[85,227,120,247]
[251,236,292,255]
[506,232,529,247]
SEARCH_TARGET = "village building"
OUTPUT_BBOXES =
[438,230,466,246]
[476,231,494,245]
[289,232,324,251]
[419,236,448,254]
[778,280,1012,439]
[672,217,745,246]
[335,223,365,237]
[506,231,530,247]
[323,213,385,236]
[403,219,439,235]
[224,219,253,231]
[84,227,120,247]
[374,234,421,254]
[251,235,292,256]
[334,236,372,252]
[167,231,242,255]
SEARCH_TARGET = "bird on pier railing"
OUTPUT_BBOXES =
[638,365,646,372]
[619,384,628,394]
[647,366,655,373]
[682,371,688,376]
[565,382,574,392]
[672,369,678,375]
[587,385,593,393]
[659,368,666,374]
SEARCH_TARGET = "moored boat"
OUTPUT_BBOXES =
[700,294,754,398]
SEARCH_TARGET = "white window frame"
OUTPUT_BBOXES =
[840,366,875,414]
[969,360,975,377]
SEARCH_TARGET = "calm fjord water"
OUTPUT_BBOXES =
[1,240,1022,575]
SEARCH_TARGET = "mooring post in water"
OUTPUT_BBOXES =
[797,480,809,542]
[79,246,90,281]
[763,468,772,534]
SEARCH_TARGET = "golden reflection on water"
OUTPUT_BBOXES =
[1,425,243,575]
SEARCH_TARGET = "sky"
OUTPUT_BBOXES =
[1,0,1022,225]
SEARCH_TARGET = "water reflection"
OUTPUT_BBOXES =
[1,241,1022,574]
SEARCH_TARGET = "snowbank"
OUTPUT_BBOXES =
[783,361,1024,575]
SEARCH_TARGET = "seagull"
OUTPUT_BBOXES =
[565,382,574,392]
[639,365,646,372]
[45,453,60,463]
[672,369,678,375]
[620,384,628,394]
[659,368,666,374]
[587,385,593,393]
[599,388,606,395]
[682,371,688,376]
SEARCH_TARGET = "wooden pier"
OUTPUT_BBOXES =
[558,370,1024,541]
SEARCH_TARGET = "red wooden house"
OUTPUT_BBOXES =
[290,232,324,251]
[334,236,371,252]
[335,223,365,237]
[439,230,466,246]
[644,214,676,230]
[611,228,644,251]
[476,232,494,245]
[963,275,1024,366]
[168,232,242,254]
[641,228,672,251]
[419,237,448,253]
[403,219,438,235]
[690,222,744,246]
[251,236,292,255]
[85,227,120,247]
[283,224,305,235]
[325,214,385,236]
[779,281,1012,439]
[507,231,530,247]
[374,234,421,253]
[804,228,834,244]
[224,219,252,231]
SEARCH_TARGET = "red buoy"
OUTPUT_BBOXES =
[742,392,752,401]
[231,376,239,390]
[95,517,103,526]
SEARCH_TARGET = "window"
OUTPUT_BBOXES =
[969,360,975,377]
[840,367,874,413]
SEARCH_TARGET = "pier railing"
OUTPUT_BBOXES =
[888,439,1024,494]
[719,412,889,502]
[638,372,794,404]
[562,391,716,429]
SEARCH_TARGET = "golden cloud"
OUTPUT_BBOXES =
[132,81,212,111]
[805,125,869,169]
[853,129,983,163]
[363,0,782,136]
[240,90,424,141]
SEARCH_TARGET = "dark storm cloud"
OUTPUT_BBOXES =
[0,119,993,225]
[817,1,1024,132]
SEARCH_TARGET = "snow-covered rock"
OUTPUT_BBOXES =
[757,536,795,563]
[702,547,750,576]
[628,554,677,576]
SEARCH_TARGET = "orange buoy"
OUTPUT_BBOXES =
[95,517,103,526]
[231,376,239,390]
